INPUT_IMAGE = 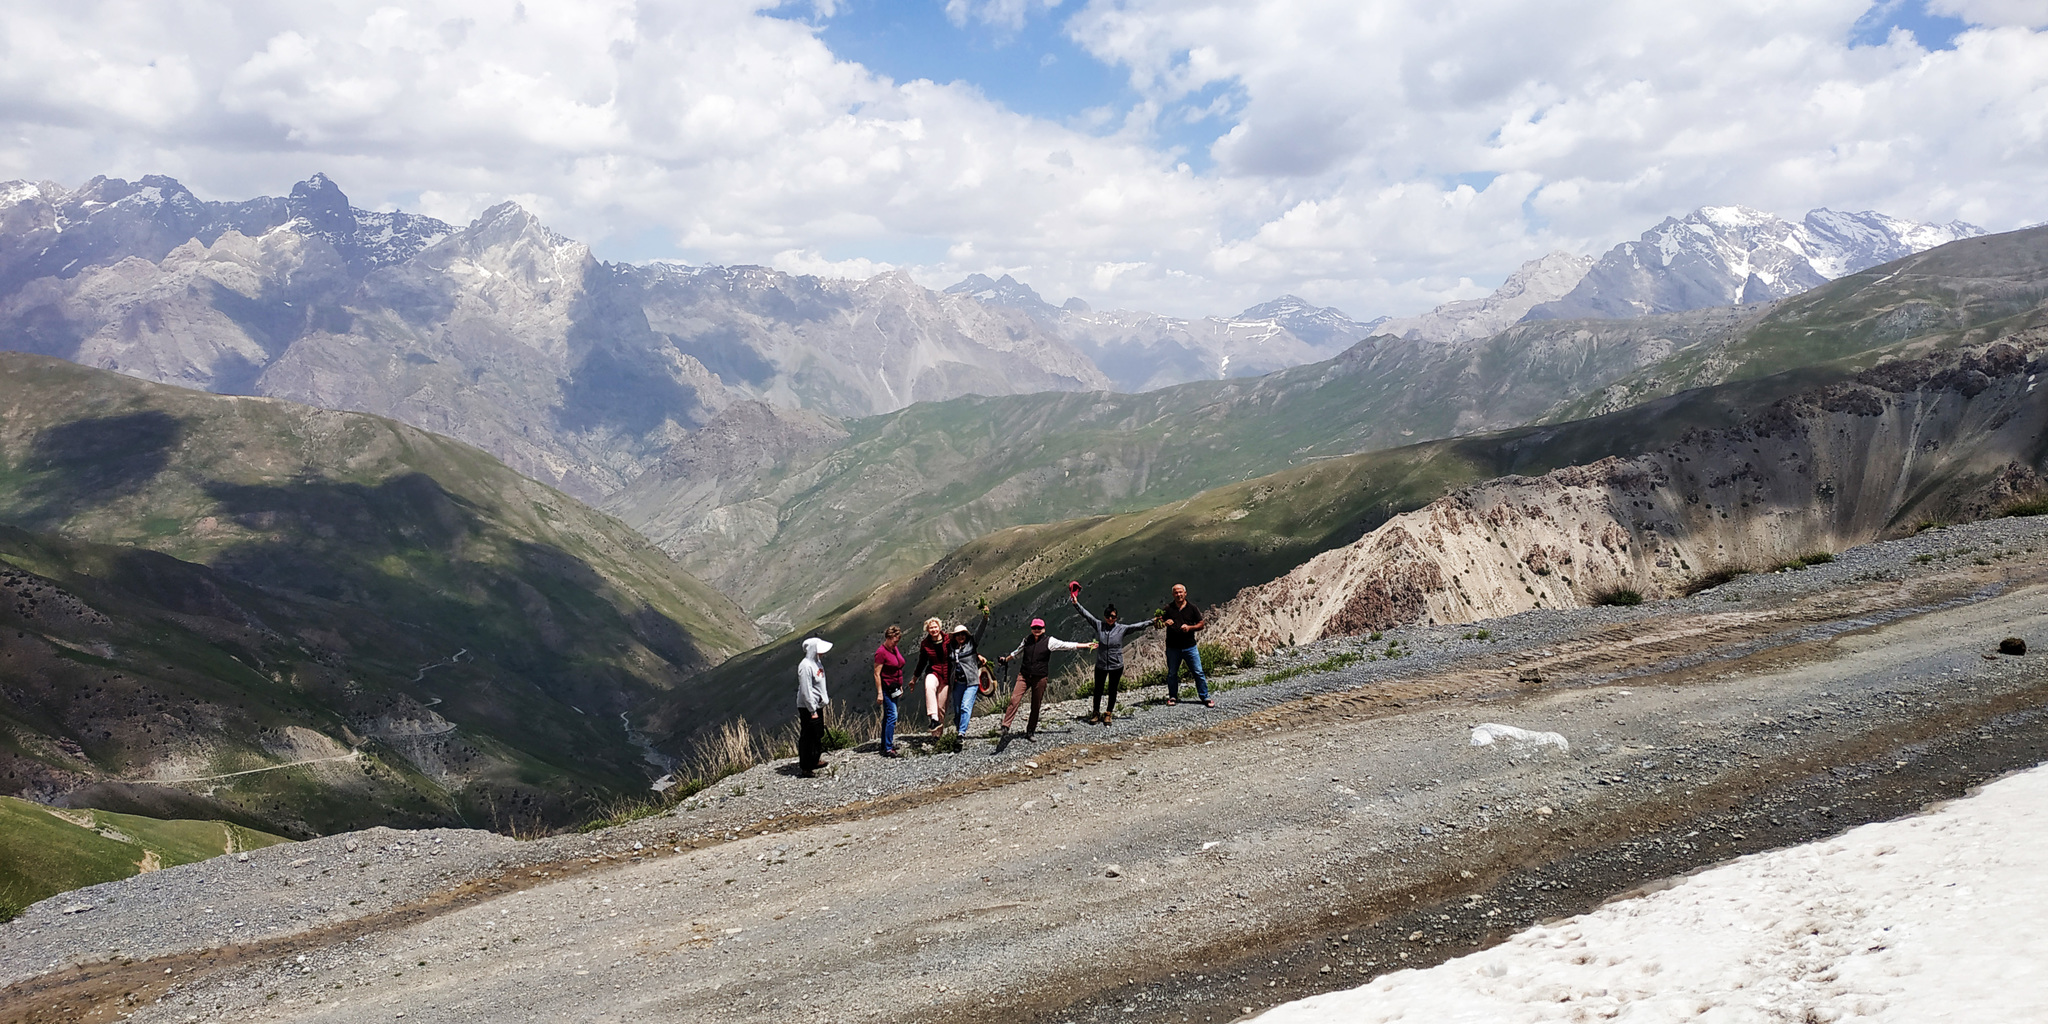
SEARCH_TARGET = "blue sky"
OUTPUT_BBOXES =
[786,0,1237,171]
[1851,0,1968,48]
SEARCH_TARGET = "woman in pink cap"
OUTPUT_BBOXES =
[996,618,1095,738]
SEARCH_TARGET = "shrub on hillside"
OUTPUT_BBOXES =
[1198,641,1236,673]
[2004,496,2048,518]
[1595,587,1643,607]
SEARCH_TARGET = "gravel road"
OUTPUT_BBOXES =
[7,517,2048,1024]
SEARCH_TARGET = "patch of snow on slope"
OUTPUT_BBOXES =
[1258,761,2048,1023]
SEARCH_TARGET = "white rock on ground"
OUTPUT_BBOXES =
[1258,760,2048,1023]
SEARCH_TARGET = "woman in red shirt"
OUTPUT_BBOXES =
[872,625,906,757]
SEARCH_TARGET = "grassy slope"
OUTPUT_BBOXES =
[0,353,762,836]
[0,795,288,921]
[622,226,2048,629]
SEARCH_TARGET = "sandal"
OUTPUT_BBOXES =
[1165,698,1179,706]
[1203,698,1216,708]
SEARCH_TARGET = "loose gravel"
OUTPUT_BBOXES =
[6,516,2048,1024]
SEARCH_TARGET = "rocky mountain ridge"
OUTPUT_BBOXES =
[1212,339,2048,648]
[0,174,1107,501]
[1375,252,1598,345]
[1526,206,1984,322]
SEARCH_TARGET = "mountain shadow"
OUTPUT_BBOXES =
[13,411,183,529]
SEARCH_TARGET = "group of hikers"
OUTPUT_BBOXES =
[792,583,1212,776]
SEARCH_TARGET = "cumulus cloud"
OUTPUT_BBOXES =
[0,0,2041,319]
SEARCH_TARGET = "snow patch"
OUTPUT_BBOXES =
[1260,760,2048,1023]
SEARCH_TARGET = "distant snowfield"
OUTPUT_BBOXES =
[1261,761,2048,1023]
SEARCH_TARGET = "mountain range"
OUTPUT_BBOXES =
[649,221,2048,730]
[0,169,2030,843]
[0,174,1980,511]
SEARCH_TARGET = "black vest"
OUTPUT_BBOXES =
[1018,635,1053,677]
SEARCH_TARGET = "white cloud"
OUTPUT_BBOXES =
[0,0,2042,319]
[1930,0,2048,28]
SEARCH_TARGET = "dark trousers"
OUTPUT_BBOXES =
[1092,666,1124,714]
[1003,675,1047,734]
[798,710,824,772]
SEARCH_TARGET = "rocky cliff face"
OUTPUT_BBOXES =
[1214,340,2048,648]
[1525,207,1983,322]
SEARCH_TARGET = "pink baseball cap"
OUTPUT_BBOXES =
[1029,618,1045,628]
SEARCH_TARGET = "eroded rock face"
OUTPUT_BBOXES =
[1214,341,2048,648]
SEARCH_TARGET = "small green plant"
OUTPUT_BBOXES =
[820,727,854,752]
[1236,648,1258,669]
[1475,628,1491,641]
[1595,588,1643,607]
[1228,651,1363,691]
[1198,641,1236,674]
[1368,631,1383,641]
[1912,553,1935,563]
[2003,497,2048,518]
[934,733,962,755]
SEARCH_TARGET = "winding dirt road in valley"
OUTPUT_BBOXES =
[10,537,2048,1024]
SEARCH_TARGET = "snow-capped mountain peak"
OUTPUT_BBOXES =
[1524,205,1985,322]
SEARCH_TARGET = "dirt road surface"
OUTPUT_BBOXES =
[7,521,2048,1024]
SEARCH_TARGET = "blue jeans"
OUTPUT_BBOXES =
[879,692,899,752]
[1165,646,1209,702]
[954,679,982,736]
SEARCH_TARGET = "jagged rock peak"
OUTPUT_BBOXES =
[287,172,355,235]
[944,272,1057,312]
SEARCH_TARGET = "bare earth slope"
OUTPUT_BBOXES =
[1216,338,2048,647]
[5,519,2047,1023]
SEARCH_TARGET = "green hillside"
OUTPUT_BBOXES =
[616,225,2048,629]
[0,796,288,921]
[651,364,1840,745]
[0,353,763,836]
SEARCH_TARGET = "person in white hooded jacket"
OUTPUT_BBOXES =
[797,637,832,777]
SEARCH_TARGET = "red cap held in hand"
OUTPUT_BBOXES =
[1068,580,1082,598]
